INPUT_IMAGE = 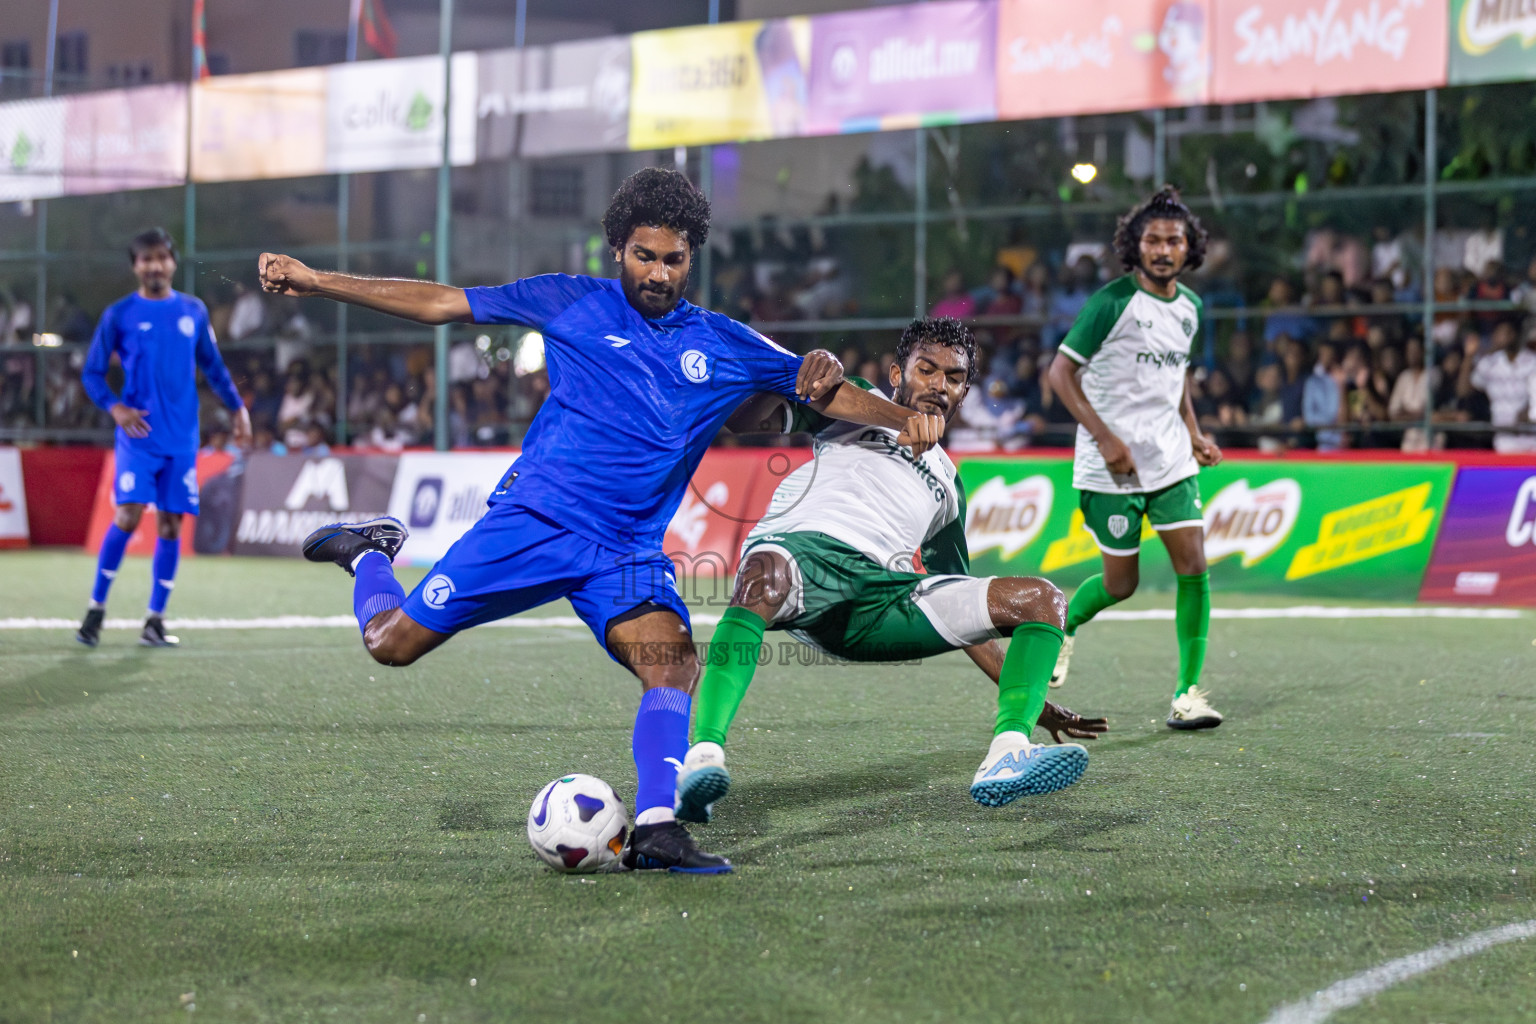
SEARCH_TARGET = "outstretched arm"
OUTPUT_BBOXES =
[964,642,1109,743]
[813,380,943,455]
[258,253,473,325]
[726,349,846,434]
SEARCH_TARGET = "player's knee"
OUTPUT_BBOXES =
[363,615,419,667]
[114,505,144,531]
[733,552,792,619]
[156,513,182,540]
[1105,573,1139,601]
[991,577,1066,631]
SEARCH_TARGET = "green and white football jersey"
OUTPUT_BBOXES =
[744,378,969,577]
[1059,275,1202,494]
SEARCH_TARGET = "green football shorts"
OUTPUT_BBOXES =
[739,531,999,662]
[1078,475,1203,556]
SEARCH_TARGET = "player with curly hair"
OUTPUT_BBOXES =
[1045,185,1225,729]
[257,167,943,874]
[674,317,1109,826]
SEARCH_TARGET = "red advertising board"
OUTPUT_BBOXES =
[996,0,1212,119]
[1210,0,1448,103]
[84,451,235,557]
[1419,466,1536,605]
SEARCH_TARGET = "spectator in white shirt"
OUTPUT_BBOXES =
[1464,319,1536,452]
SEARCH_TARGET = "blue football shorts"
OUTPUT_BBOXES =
[400,502,691,660]
[113,441,199,515]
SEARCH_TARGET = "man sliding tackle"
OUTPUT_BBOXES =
[676,317,1108,823]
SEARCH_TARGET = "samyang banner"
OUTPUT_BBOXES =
[960,457,1454,599]
[232,453,397,558]
[1210,0,1448,103]
[996,0,1212,120]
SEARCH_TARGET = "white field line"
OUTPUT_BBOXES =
[0,606,1524,631]
[1262,919,1536,1024]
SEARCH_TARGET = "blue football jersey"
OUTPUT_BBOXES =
[82,291,244,456]
[465,275,803,551]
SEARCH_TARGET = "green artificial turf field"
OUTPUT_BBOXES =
[1,550,1533,1023]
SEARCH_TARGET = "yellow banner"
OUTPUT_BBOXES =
[1041,509,1155,573]
[191,69,326,183]
[1285,483,1437,581]
[630,22,772,149]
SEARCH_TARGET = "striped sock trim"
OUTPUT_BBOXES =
[639,685,692,716]
[359,593,403,627]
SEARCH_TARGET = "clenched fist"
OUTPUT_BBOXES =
[258,253,321,297]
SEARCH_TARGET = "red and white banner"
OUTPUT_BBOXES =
[1211,0,1448,102]
[0,447,30,548]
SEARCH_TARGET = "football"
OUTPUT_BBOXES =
[526,774,629,873]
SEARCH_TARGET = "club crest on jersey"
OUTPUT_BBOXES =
[178,315,196,337]
[1107,514,1131,539]
[422,573,456,609]
[680,349,710,383]
[1182,317,1194,337]
[119,471,136,493]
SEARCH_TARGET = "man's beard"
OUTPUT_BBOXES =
[1141,259,1181,286]
[621,276,679,318]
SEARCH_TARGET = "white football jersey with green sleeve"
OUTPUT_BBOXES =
[744,378,969,577]
[1059,275,1202,494]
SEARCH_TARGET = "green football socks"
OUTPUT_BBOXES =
[994,623,1065,737]
[691,605,767,747]
[1066,574,1121,635]
[1174,572,1210,697]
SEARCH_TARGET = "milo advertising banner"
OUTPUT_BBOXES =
[961,458,1455,599]
[1450,0,1536,84]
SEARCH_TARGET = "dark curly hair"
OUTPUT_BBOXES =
[602,167,711,253]
[895,316,978,386]
[1113,185,1207,275]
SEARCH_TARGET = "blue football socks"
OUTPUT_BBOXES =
[91,524,132,606]
[632,685,692,822]
[352,550,405,635]
[148,537,180,615]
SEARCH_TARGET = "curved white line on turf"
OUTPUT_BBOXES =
[0,607,1522,630]
[1261,919,1536,1024]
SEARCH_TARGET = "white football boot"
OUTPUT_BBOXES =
[1049,634,1074,688]
[1167,685,1223,730]
[674,742,731,824]
[969,731,1088,807]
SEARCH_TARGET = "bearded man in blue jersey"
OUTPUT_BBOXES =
[258,167,939,873]
[77,228,251,649]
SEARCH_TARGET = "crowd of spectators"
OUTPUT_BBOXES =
[4,225,1536,453]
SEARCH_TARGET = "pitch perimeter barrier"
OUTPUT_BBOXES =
[51,447,1536,606]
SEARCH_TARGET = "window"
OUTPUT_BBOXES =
[530,165,584,218]
[1,39,28,98]
[295,31,347,68]
[54,31,87,83]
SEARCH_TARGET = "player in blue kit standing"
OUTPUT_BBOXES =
[258,168,940,873]
[77,228,251,648]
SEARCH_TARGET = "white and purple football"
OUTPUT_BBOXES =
[526,774,629,873]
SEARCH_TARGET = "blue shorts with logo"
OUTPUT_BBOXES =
[113,440,199,515]
[400,502,691,661]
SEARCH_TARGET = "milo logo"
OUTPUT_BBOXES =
[965,474,1054,558]
[1202,478,1301,567]
[1460,0,1536,54]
